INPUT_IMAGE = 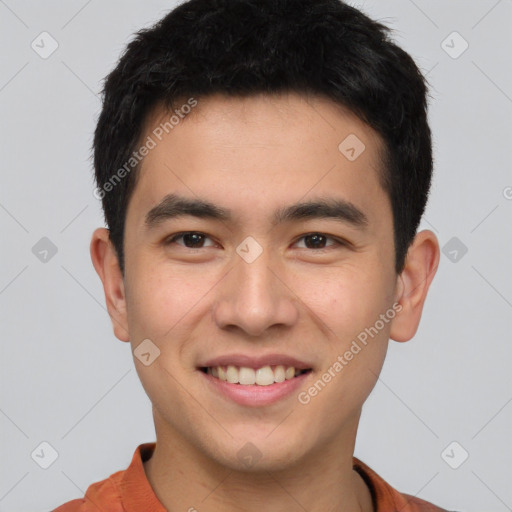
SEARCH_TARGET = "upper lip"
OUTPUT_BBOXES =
[199,353,313,370]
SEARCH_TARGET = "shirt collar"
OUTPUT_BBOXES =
[119,442,166,512]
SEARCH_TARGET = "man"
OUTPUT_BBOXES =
[54,0,454,510]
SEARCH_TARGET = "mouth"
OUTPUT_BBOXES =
[198,365,312,386]
[198,364,313,407]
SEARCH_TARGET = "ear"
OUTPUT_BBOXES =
[390,229,440,342]
[90,227,130,342]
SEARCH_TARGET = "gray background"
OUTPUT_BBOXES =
[0,1,511,510]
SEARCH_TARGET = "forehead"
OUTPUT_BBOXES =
[128,92,391,234]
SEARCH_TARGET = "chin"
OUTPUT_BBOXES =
[205,431,308,473]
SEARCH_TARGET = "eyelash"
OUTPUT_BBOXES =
[163,231,347,251]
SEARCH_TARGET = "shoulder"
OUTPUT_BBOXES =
[52,469,125,512]
[353,457,457,512]
[52,443,157,512]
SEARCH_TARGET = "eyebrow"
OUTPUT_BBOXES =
[145,193,369,230]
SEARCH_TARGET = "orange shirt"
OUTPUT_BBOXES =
[53,443,450,512]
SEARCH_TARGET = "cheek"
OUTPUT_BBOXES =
[292,262,391,338]
[125,261,218,341]
[295,262,393,393]
[298,274,392,428]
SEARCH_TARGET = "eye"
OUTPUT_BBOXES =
[163,231,346,251]
[164,231,217,249]
[293,233,345,250]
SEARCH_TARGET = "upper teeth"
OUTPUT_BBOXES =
[207,365,306,386]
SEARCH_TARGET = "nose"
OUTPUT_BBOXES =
[212,248,299,337]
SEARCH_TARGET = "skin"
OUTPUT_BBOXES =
[91,92,439,512]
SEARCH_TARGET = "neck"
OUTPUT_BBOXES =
[143,412,374,512]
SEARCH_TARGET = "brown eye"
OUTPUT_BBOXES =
[294,233,342,250]
[165,232,215,248]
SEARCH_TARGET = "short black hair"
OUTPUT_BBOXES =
[93,0,433,275]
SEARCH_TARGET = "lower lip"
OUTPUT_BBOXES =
[199,370,311,407]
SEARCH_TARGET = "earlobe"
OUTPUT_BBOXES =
[90,228,130,342]
[389,230,440,343]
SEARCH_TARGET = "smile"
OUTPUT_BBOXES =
[199,365,313,407]
[200,365,312,386]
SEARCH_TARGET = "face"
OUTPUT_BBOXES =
[100,92,410,471]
